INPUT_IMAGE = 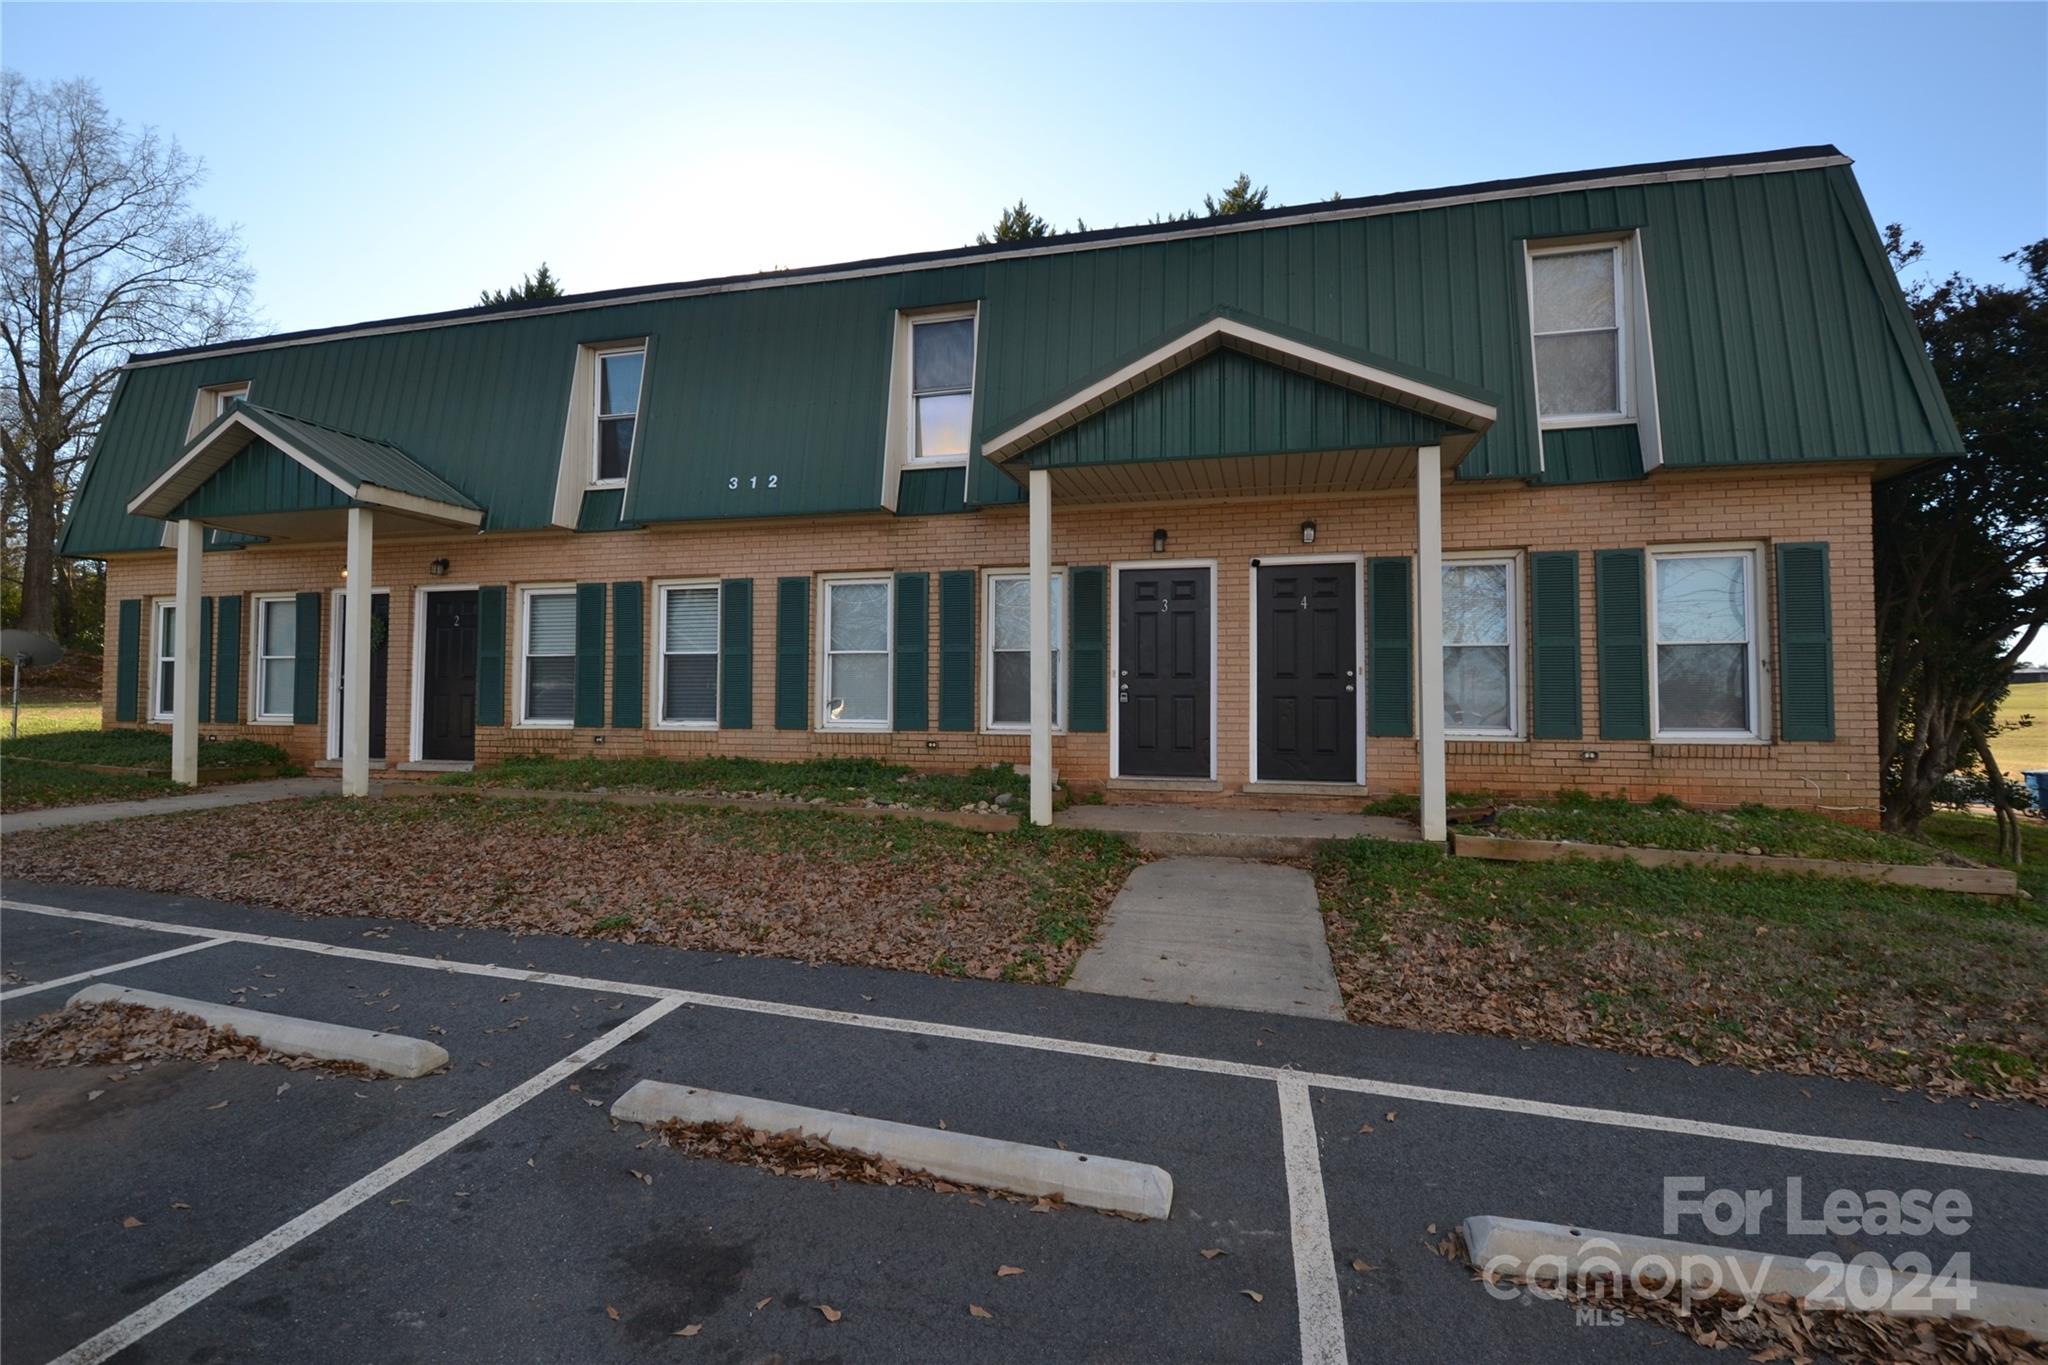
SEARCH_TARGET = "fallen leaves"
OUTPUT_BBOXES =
[1,1003,375,1080]
[1240,1290,1263,1304]
[968,1304,994,1319]
[996,1265,1025,1277]
[816,1305,842,1323]
[0,798,1138,990]
[672,1323,701,1337]
[1199,1248,1226,1260]
[119,1215,142,1229]
[604,1305,619,1322]
[648,1119,1115,1218]
[626,1169,654,1186]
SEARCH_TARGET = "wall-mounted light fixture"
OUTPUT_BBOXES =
[1300,520,1317,546]
[339,567,348,582]
[1152,528,1168,554]
[428,558,450,577]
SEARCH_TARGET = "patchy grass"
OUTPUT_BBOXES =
[0,795,1139,986]
[1,699,101,739]
[0,759,182,812]
[1315,837,2048,1103]
[1491,791,1944,865]
[0,727,291,771]
[1922,809,2048,903]
[1359,791,1499,821]
[442,752,1030,811]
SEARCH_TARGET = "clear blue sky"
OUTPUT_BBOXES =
[4,2,2043,338]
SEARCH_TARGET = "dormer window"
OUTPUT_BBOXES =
[1527,241,1631,425]
[592,346,644,485]
[213,384,251,417]
[908,313,975,464]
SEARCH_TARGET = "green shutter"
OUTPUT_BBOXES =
[1529,552,1581,740]
[114,598,141,722]
[476,586,507,727]
[198,596,215,724]
[1068,566,1108,732]
[214,594,242,722]
[893,572,930,731]
[1367,557,1412,738]
[720,578,753,729]
[292,592,322,724]
[575,582,606,728]
[1776,541,1835,741]
[774,576,809,730]
[937,570,975,732]
[611,581,643,729]
[1595,549,1649,740]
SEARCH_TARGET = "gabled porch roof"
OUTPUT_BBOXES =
[980,309,1498,499]
[126,403,483,536]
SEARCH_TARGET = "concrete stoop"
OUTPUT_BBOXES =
[1055,803,1419,859]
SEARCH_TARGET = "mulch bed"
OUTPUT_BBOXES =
[2,1001,375,1078]
[0,797,1135,985]
[643,1117,1085,1215]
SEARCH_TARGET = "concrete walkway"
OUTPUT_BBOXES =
[1056,802,1418,858]
[1066,856,1347,1019]
[1,777,339,834]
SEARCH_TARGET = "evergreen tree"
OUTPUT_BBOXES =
[976,200,1052,246]
[478,262,563,308]
[1203,173,1269,216]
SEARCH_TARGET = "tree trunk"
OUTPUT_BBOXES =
[18,468,59,637]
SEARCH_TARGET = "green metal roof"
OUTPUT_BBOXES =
[126,403,481,524]
[63,150,1963,557]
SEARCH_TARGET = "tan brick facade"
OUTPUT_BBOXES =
[102,463,1879,819]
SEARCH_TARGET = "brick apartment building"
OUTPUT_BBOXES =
[63,146,1960,839]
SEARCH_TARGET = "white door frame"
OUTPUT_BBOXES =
[326,586,390,761]
[1107,558,1219,782]
[408,583,481,763]
[1245,553,1367,785]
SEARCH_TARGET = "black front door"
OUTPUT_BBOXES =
[1256,562,1357,783]
[422,590,479,762]
[334,593,390,761]
[1118,567,1211,778]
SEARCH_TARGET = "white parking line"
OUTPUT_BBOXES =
[46,996,683,1365]
[0,939,223,1002]
[1278,1079,1348,1365]
[7,898,2046,1178]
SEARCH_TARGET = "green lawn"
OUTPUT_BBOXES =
[1491,791,1943,865]
[1316,835,2046,1102]
[443,752,1030,811]
[1,725,294,813]
[2,699,101,739]
[1990,679,2048,774]
[2,796,1138,985]
[1923,808,2048,903]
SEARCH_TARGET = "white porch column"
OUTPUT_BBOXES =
[342,506,374,798]
[1415,444,1446,843]
[1028,468,1054,827]
[170,519,204,787]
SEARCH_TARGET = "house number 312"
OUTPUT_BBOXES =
[727,474,779,490]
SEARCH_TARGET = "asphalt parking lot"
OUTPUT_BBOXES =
[4,878,2045,1364]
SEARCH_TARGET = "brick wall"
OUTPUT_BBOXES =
[102,462,1879,817]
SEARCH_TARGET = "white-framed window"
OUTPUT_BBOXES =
[519,587,578,726]
[984,570,1065,731]
[212,383,250,418]
[1442,555,1519,737]
[1527,241,1630,425]
[591,346,644,486]
[151,600,177,721]
[656,581,720,727]
[907,312,975,465]
[1649,547,1763,741]
[819,576,891,730]
[252,594,299,723]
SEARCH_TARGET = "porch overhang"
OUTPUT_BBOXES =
[126,404,483,538]
[980,310,1496,500]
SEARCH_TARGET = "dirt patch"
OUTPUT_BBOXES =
[2,1001,375,1077]
[645,1118,1093,1216]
